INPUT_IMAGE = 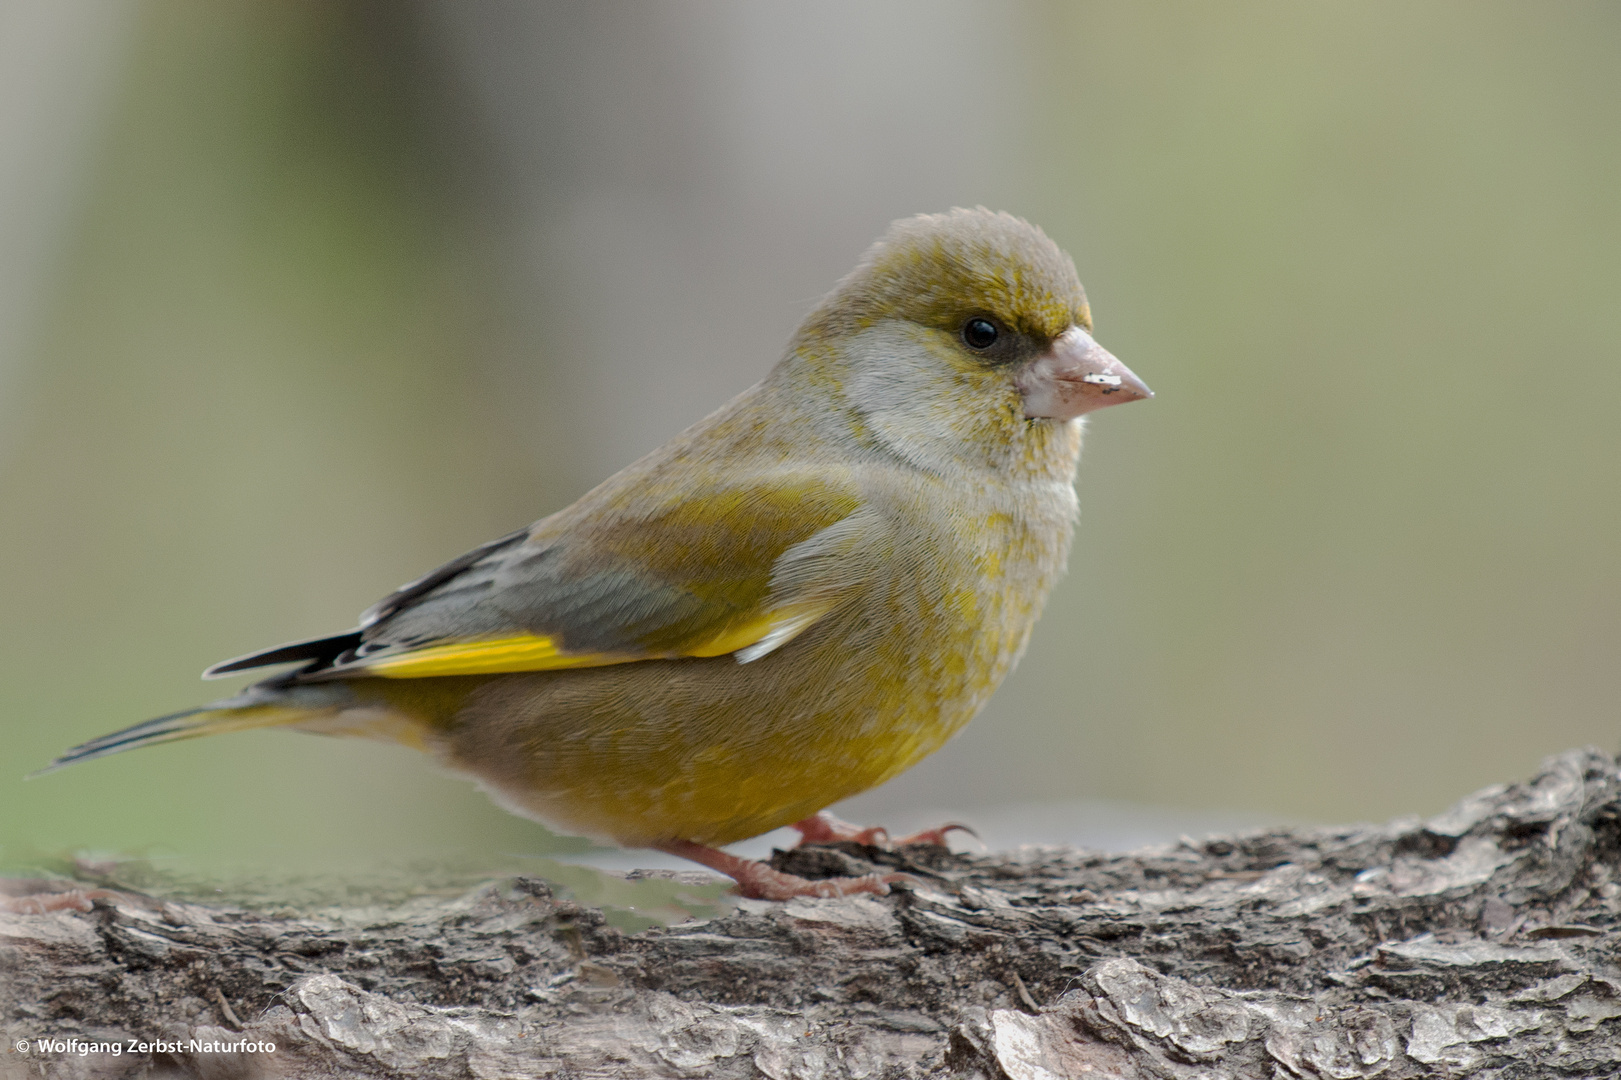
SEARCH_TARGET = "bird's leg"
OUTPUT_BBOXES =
[791,811,977,850]
[655,839,909,901]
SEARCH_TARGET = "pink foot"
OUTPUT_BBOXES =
[655,839,910,901]
[790,812,976,850]
[0,887,118,914]
[791,812,889,847]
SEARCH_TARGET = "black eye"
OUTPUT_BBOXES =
[963,318,998,349]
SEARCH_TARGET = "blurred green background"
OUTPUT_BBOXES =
[3,1,1618,870]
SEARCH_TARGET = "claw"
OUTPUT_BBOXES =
[790,812,889,847]
[892,822,977,848]
[729,864,913,902]
[791,812,976,850]
[655,837,913,900]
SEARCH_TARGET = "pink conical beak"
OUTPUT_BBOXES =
[1015,327,1152,420]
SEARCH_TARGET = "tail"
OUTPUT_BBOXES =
[32,684,352,777]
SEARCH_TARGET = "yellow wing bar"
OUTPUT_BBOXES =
[354,600,838,679]
[359,635,632,678]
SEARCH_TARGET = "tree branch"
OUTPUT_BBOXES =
[6,747,1621,1077]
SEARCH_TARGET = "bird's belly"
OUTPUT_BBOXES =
[414,593,1034,847]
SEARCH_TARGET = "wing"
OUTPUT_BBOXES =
[209,473,882,682]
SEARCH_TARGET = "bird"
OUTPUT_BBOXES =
[41,208,1150,900]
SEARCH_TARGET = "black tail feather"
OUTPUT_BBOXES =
[31,699,319,777]
[31,707,210,775]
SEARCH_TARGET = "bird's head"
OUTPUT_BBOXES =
[788,208,1149,474]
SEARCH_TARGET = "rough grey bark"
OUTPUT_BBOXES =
[6,747,1621,1078]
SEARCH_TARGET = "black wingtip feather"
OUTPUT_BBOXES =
[359,527,527,629]
[202,631,363,679]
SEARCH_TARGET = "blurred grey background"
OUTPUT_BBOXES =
[4,1,1619,870]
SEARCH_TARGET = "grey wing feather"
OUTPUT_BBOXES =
[347,541,712,657]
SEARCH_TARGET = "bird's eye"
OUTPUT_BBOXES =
[963,318,998,349]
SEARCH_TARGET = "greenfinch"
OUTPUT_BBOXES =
[45,208,1150,899]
